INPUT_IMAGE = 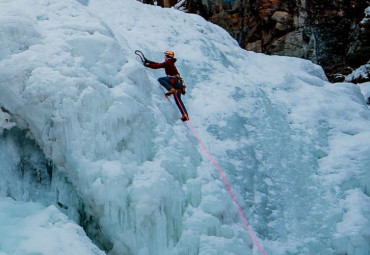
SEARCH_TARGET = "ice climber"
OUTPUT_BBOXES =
[143,50,189,122]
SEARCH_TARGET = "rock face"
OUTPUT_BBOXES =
[184,0,370,83]
[142,0,178,7]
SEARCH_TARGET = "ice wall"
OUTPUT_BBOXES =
[0,0,251,254]
[0,0,369,255]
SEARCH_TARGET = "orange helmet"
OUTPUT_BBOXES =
[164,50,175,58]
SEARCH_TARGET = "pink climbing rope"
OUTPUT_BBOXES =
[173,93,267,255]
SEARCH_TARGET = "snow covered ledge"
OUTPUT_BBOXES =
[0,197,105,255]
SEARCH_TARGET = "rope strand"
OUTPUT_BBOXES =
[172,94,267,255]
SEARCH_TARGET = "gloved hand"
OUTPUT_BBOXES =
[143,59,151,67]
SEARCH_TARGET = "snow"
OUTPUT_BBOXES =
[0,197,104,255]
[361,6,370,25]
[346,62,370,83]
[359,82,370,103]
[0,0,369,255]
[345,6,370,84]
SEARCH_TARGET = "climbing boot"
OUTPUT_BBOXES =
[181,114,189,122]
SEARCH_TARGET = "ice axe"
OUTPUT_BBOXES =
[135,50,148,63]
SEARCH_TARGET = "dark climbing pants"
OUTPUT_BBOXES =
[158,77,188,116]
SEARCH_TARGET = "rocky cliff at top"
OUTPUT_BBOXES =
[146,0,370,83]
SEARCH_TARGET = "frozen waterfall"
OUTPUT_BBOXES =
[0,0,369,254]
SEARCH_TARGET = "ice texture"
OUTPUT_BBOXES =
[0,0,369,255]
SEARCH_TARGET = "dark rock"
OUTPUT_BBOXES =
[186,0,370,83]
[141,0,370,83]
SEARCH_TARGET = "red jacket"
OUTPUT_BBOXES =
[149,58,180,77]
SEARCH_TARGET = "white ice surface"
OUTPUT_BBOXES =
[0,0,369,255]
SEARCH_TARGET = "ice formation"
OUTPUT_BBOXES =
[0,0,369,254]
